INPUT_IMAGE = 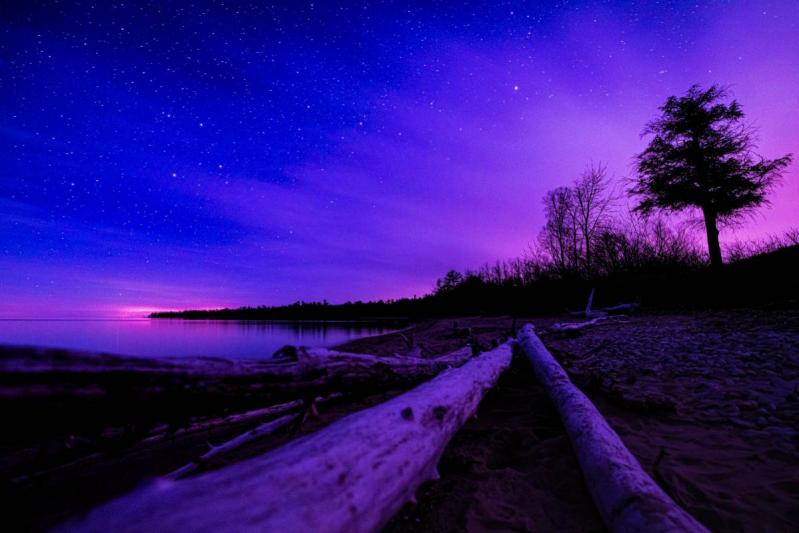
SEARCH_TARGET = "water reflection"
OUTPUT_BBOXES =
[0,319,401,360]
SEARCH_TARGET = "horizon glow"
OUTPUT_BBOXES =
[2,1,798,318]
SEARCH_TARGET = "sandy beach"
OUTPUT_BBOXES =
[365,312,799,532]
[1,310,797,531]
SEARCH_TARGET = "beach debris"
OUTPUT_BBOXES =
[141,397,315,445]
[570,287,606,318]
[398,333,424,358]
[60,342,514,533]
[570,288,639,319]
[552,302,637,334]
[2,343,475,484]
[585,287,596,317]
[167,412,300,480]
[550,315,612,334]
[162,394,342,478]
[601,303,640,315]
[517,324,708,533]
[271,345,310,362]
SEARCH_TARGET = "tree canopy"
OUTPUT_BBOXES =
[632,84,792,266]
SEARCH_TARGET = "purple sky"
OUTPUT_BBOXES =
[2,1,797,318]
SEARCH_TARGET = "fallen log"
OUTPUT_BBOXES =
[61,342,514,532]
[1,345,473,455]
[517,324,707,533]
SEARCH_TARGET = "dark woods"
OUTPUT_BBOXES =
[154,85,797,321]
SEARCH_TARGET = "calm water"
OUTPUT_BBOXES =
[0,319,398,359]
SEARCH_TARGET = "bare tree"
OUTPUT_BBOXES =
[539,186,577,274]
[539,164,616,277]
[572,163,615,276]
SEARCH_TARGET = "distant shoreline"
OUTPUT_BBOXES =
[150,316,411,325]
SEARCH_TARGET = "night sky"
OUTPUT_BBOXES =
[2,1,797,318]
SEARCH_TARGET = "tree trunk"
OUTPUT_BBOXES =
[701,206,723,268]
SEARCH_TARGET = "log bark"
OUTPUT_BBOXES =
[517,324,707,533]
[60,342,513,533]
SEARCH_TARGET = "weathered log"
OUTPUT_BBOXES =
[0,345,471,379]
[2,345,474,451]
[517,324,707,533]
[59,342,514,533]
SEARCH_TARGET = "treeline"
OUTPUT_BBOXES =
[424,155,798,313]
[155,163,798,320]
[153,236,799,321]
[154,85,797,320]
[150,301,423,321]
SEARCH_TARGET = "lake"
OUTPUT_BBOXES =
[0,319,399,359]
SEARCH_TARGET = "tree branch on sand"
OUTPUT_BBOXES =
[167,412,300,479]
[164,392,347,478]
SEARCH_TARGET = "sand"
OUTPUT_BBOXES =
[351,312,799,532]
[543,310,799,531]
[2,311,797,531]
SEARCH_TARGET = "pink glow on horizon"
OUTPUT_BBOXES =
[114,306,185,319]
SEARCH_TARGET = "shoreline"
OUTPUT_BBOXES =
[1,310,797,531]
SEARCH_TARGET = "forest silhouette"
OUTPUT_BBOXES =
[154,85,796,321]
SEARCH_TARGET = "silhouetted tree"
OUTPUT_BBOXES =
[632,85,792,268]
[435,270,464,294]
[572,163,615,276]
[539,163,615,277]
[539,186,577,274]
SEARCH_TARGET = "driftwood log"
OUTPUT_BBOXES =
[517,324,707,532]
[60,342,514,532]
[1,345,473,454]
